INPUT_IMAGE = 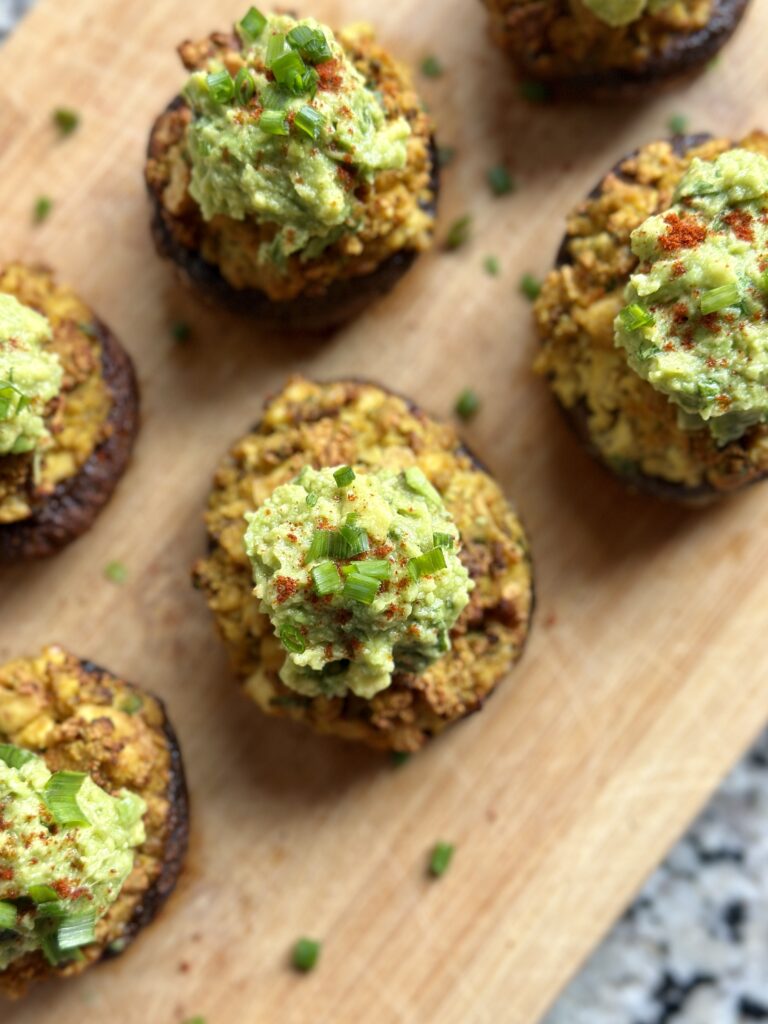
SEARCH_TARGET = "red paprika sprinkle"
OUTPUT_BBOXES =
[658,213,707,252]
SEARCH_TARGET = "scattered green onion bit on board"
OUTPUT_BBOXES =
[420,55,444,78]
[334,465,355,487]
[437,145,456,168]
[455,388,480,421]
[171,321,191,343]
[390,751,411,767]
[487,165,515,196]
[667,113,689,135]
[619,303,655,331]
[445,215,471,251]
[104,560,128,584]
[259,109,290,136]
[292,937,321,972]
[206,69,235,104]
[295,105,324,140]
[484,255,500,277]
[0,743,36,769]
[701,282,740,314]
[429,841,455,878]
[235,67,256,105]
[182,1018,208,1024]
[312,561,343,596]
[433,532,454,549]
[279,623,306,654]
[53,108,80,136]
[44,771,90,828]
[0,902,17,931]
[408,546,447,580]
[520,273,542,301]
[33,196,53,224]
[238,6,268,42]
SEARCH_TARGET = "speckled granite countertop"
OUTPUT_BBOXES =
[2,1,767,1021]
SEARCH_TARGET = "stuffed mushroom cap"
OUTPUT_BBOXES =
[535,131,768,502]
[0,646,188,998]
[193,377,533,752]
[0,264,139,561]
[145,10,438,330]
[482,0,750,99]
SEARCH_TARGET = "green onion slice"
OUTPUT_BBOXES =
[342,572,380,605]
[306,492,319,508]
[57,910,96,951]
[270,47,308,94]
[520,273,542,301]
[235,67,256,105]
[445,215,471,251]
[349,559,390,580]
[259,109,289,136]
[28,884,59,904]
[433,532,454,549]
[238,7,267,42]
[335,525,369,558]
[53,108,79,136]
[206,69,235,104]
[487,165,515,196]
[333,466,355,487]
[279,623,306,654]
[294,105,324,140]
[312,561,343,596]
[43,771,90,828]
[429,841,455,878]
[403,466,442,506]
[408,546,448,580]
[266,32,288,67]
[700,282,740,315]
[619,303,655,331]
[0,743,36,769]
[287,25,332,64]
[307,529,331,562]
[0,901,17,930]
[455,388,480,421]
[292,937,321,972]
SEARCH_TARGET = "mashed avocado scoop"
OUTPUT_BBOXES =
[244,465,473,700]
[615,148,768,445]
[581,0,674,27]
[0,745,145,970]
[0,294,62,457]
[182,10,411,270]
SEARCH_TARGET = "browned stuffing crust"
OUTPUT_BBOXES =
[0,646,188,999]
[0,265,139,561]
[193,378,534,752]
[535,131,768,502]
[482,0,749,98]
[145,26,438,330]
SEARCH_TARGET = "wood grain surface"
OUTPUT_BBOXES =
[1,0,766,1021]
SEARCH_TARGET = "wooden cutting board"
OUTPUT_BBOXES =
[1,0,767,1020]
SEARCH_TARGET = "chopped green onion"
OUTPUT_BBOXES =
[279,623,306,654]
[342,571,380,605]
[455,388,480,421]
[667,113,689,135]
[433,532,454,549]
[292,937,321,972]
[35,899,69,920]
[270,47,308,94]
[390,751,411,767]
[334,466,355,487]
[35,920,68,966]
[104,560,127,584]
[182,1018,207,1024]
[408,547,447,580]
[312,561,342,596]
[420,55,444,78]
[0,901,17,930]
[519,80,549,102]
[437,145,456,168]
[404,466,442,506]
[520,273,542,301]
[484,255,500,277]
[44,771,89,828]
[700,282,740,314]
[53,108,79,136]
[347,559,390,580]
[57,910,96,951]
[259,109,289,136]
[33,196,52,224]
[294,105,324,140]
[27,884,58,903]
[619,303,655,331]
[238,7,267,42]
[487,165,515,196]
[445,215,471,251]
[306,492,319,508]
[287,25,332,64]
[307,529,331,562]
[336,524,369,558]
[206,69,235,104]
[0,379,27,421]
[119,693,143,715]
[428,841,455,878]
[266,32,288,66]
[235,67,256,105]
[0,743,36,769]
[171,320,191,343]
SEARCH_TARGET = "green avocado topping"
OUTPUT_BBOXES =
[244,465,473,700]
[581,0,674,26]
[0,748,145,969]
[615,148,768,445]
[0,294,62,457]
[182,10,411,268]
